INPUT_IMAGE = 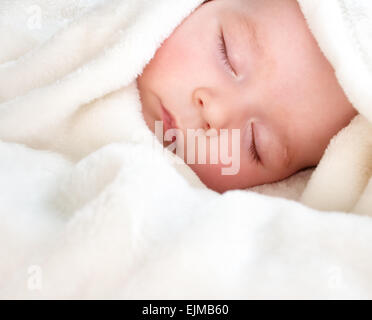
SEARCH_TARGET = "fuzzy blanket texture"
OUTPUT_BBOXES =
[0,0,372,299]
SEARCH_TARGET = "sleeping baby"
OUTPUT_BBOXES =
[137,0,357,192]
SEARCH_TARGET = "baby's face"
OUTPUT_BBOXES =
[137,0,356,193]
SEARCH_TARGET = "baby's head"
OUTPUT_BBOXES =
[137,0,357,193]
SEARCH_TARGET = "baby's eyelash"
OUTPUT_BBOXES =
[249,125,261,164]
[218,30,236,75]
[249,143,261,164]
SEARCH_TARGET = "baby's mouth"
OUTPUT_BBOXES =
[161,103,180,144]
[161,104,178,132]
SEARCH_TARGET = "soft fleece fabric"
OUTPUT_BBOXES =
[298,0,372,214]
[1,0,372,299]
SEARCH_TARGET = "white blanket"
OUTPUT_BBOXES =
[298,0,372,215]
[1,0,372,299]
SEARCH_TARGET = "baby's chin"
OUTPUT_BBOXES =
[185,163,244,193]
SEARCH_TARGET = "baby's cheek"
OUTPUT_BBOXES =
[152,27,192,76]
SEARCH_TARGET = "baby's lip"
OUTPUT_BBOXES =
[161,104,178,133]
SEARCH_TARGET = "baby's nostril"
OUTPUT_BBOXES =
[206,123,211,130]
[198,98,204,107]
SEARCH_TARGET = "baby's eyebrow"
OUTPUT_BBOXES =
[235,13,263,55]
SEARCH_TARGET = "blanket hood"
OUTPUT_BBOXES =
[297,0,372,122]
[0,0,205,160]
[297,0,372,213]
[2,0,370,162]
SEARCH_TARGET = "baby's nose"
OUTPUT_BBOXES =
[192,87,232,131]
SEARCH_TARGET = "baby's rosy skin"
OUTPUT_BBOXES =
[137,0,357,193]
